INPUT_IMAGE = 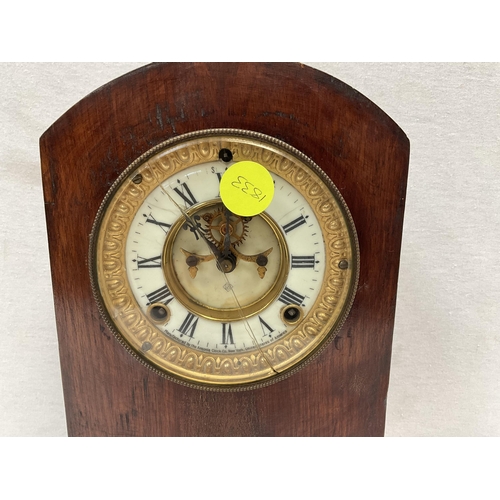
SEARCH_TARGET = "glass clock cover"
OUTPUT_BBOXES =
[90,129,359,390]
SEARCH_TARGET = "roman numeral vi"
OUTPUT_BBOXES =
[178,313,199,338]
[221,323,234,345]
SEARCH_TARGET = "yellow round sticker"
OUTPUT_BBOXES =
[219,161,274,216]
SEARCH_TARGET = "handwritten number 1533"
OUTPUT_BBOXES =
[231,175,267,202]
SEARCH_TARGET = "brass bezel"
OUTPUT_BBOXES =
[89,129,360,391]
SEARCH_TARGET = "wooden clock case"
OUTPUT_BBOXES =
[40,63,409,436]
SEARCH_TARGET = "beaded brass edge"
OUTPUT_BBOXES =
[89,129,359,391]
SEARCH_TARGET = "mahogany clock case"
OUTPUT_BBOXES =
[40,62,410,436]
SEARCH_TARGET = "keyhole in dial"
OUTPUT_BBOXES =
[281,305,303,325]
[148,303,171,324]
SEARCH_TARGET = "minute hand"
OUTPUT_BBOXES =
[162,188,223,260]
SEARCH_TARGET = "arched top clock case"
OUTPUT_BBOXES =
[40,63,409,436]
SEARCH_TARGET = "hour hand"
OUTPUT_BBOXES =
[181,248,215,278]
[162,188,223,260]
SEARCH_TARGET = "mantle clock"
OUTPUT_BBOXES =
[40,63,409,436]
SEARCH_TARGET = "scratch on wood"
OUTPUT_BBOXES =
[99,322,111,340]
[334,335,343,350]
[260,111,296,120]
[156,104,164,129]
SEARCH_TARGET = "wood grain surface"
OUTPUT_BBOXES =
[40,62,409,436]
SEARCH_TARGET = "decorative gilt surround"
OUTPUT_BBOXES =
[90,129,359,390]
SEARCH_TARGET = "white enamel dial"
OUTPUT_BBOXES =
[124,162,325,354]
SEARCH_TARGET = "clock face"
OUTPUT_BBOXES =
[90,129,359,389]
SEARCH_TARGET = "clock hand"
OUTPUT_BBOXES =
[163,188,241,274]
[162,188,223,261]
[223,204,232,258]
